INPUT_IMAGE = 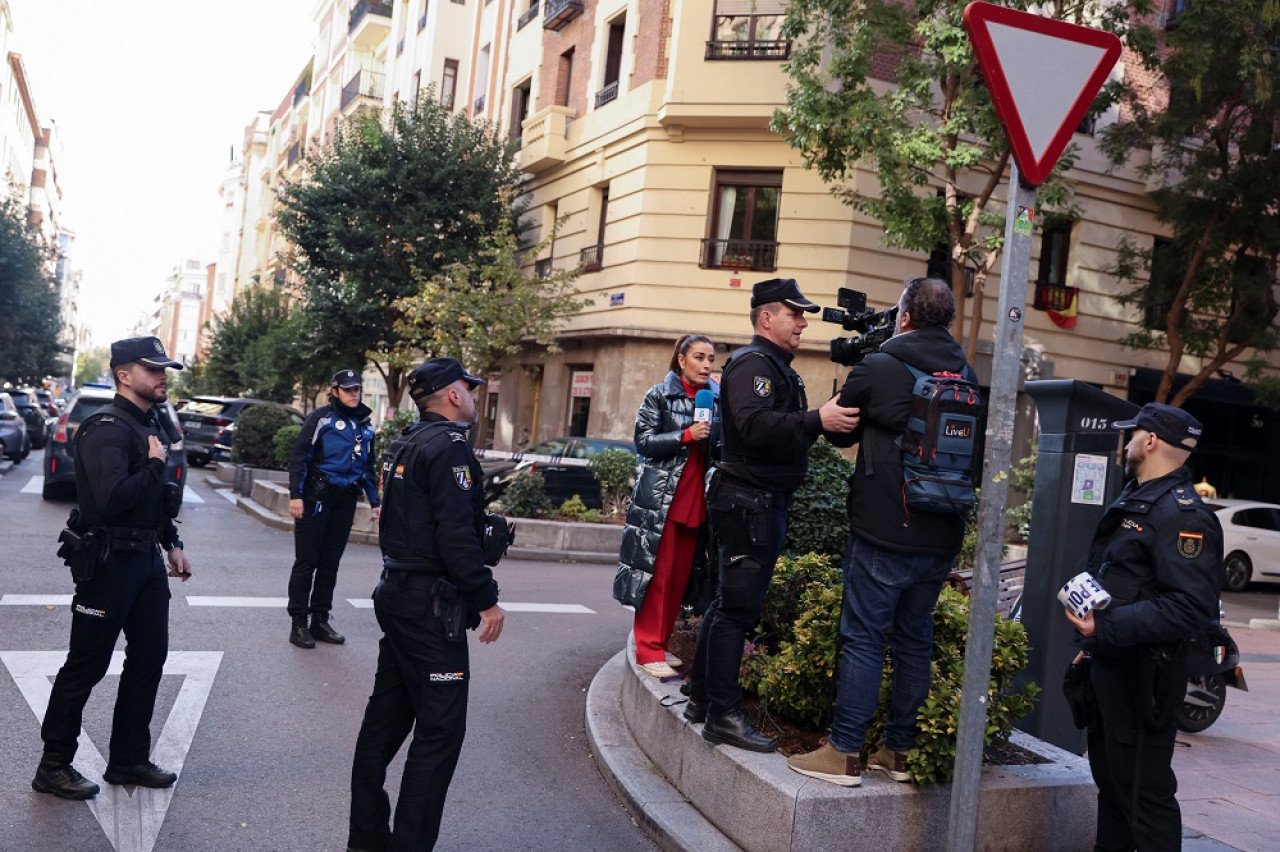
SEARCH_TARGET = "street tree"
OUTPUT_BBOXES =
[394,213,588,441]
[1100,0,1280,407]
[74,346,110,387]
[277,90,523,408]
[0,187,63,383]
[772,0,1146,360]
[204,284,302,402]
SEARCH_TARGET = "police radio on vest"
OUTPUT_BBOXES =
[694,389,714,423]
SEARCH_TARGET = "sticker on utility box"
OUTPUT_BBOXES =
[1070,454,1108,506]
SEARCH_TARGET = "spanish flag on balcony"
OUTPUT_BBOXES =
[1048,288,1078,329]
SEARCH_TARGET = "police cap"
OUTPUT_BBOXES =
[750,278,819,313]
[407,357,486,402]
[331,369,361,389]
[1114,402,1203,451]
[109,336,183,370]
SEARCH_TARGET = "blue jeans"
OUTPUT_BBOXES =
[827,533,953,755]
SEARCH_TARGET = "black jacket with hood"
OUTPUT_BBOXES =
[829,324,974,556]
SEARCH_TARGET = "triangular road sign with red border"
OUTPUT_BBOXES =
[964,1,1122,187]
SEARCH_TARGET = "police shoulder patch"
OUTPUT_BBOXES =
[753,376,772,397]
[452,466,472,490]
[1176,530,1204,559]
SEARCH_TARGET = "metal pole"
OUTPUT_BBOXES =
[946,159,1038,851]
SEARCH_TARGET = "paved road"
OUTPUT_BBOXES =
[0,465,654,851]
[1222,587,1280,626]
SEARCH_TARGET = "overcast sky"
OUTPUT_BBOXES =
[12,0,317,346]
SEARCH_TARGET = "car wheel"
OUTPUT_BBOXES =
[1223,551,1252,594]
[189,454,210,468]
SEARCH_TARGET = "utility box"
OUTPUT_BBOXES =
[1014,379,1139,753]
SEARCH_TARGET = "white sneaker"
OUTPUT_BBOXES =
[665,652,683,667]
[639,661,678,678]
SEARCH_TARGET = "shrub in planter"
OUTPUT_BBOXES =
[502,469,551,518]
[590,448,636,517]
[784,438,855,561]
[742,555,1040,781]
[273,424,301,467]
[231,405,294,469]
[558,494,601,523]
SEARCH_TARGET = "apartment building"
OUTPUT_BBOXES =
[155,260,209,366]
[223,0,1279,498]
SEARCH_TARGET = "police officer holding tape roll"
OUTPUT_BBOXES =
[1065,402,1222,851]
[35,336,192,800]
[685,278,861,753]
[347,357,505,851]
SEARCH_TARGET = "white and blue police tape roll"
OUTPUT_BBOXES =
[1057,571,1112,619]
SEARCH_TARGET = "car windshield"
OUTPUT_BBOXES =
[69,397,112,424]
[0,394,14,413]
[526,439,573,456]
[185,399,235,416]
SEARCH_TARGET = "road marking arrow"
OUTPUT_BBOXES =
[2,650,222,852]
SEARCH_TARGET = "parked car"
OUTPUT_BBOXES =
[487,436,638,509]
[1207,499,1280,592]
[33,389,61,416]
[0,392,32,462]
[176,395,303,466]
[42,385,187,502]
[9,388,51,449]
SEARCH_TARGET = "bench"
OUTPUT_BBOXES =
[947,558,1026,619]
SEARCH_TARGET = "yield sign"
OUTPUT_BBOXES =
[964,1,1122,186]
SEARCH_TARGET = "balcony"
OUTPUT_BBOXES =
[705,40,791,61]
[579,244,603,272]
[543,0,583,31]
[517,1,540,30]
[594,81,619,109]
[341,69,386,114]
[349,0,392,50]
[286,140,302,167]
[518,105,574,172]
[473,94,486,114]
[292,80,311,107]
[699,238,778,272]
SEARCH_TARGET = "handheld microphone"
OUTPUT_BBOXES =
[693,389,714,424]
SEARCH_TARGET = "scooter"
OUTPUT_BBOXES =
[1177,614,1248,734]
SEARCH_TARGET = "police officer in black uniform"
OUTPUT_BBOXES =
[33,337,192,800]
[1065,402,1222,851]
[347,357,505,851]
[685,278,860,752]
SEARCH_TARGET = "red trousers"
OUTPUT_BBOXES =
[633,520,699,664]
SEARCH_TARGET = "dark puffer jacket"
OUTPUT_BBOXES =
[613,372,721,609]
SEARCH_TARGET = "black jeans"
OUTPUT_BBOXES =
[349,573,470,851]
[288,489,358,618]
[689,496,789,716]
[42,548,170,765]
[1088,651,1187,851]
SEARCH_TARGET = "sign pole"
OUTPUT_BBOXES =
[946,159,1038,851]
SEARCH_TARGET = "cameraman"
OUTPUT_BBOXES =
[789,276,972,786]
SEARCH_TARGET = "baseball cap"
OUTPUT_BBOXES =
[331,369,362,389]
[1114,402,1203,451]
[750,278,819,313]
[407,357,486,402]
[109,337,183,370]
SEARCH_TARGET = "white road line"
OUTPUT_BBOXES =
[1,594,72,606]
[346,599,593,614]
[20,474,42,494]
[2,650,223,852]
[182,487,205,505]
[215,488,239,505]
[186,596,289,607]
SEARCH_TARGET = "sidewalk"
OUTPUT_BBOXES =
[589,626,1280,851]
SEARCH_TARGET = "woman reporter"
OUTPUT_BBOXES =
[614,335,720,677]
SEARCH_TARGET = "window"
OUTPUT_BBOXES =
[1233,508,1280,531]
[474,44,491,113]
[556,48,574,108]
[442,58,459,109]
[1227,252,1278,345]
[413,70,422,104]
[511,79,531,146]
[707,0,789,60]
[700,170,781,271]
[1037,222,1071,286]
[595,15,626,108]
[580,188,607,272]
[568,370,592,437]
[1144,238,1176,330]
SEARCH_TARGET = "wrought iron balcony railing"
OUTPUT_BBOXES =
[341,69,386,111]
[705,40,791,61]
[699,238,778,271]
[349,0,393,33]
[594,81,619,108]
[578,244,603,272]
[543,0,583,31]
[473,94,486,114]
[518,1,540,30]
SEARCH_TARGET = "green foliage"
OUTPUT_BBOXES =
[204,285,327,402]
[590,448,636,518]
[374,408,419,462]
[169,356,210,400]
[784,438,855,561]
[501,469,551,518]
[230,404,294,469]
[74,347,111,387]
[273,424,302,467]
[0,185,64,383]
[742,553,843,727]
[1006,448,1037,544]
[742,559,1039,782]
[558,494,602,523]
[1100,0,1280,406]
[773,0,1143,357]
[276,89,525,408]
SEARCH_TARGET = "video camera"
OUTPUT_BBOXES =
[822,287,899,366]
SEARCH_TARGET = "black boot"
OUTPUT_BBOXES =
[289,616,315,649]
[32,758,99,799]
[311,614,345,645]
[103,761,177,788]
[683,697,708,724]
[701,706,777,752]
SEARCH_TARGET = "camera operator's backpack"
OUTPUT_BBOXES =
[892,358,982,516]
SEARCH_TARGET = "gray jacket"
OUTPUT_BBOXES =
[613,372,721,609]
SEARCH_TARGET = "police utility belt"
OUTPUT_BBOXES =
[381,561,472,641]
[705,467,793,511]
